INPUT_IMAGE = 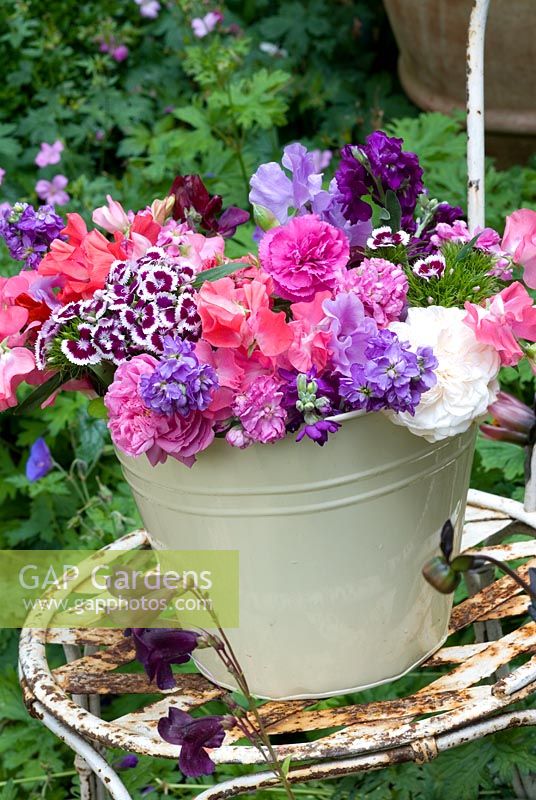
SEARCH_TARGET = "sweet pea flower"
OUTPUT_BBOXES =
[92,195,130,234]
[35,140,64,168]
[464,282,536,366]
[480,391,535,445]
[191,11,223,38]
[35,175,70,206]
[129,628,200,689]
[502,209,536,288]
[158,708,232,777]
[0,271,55,347]
[0,346,37,411]
[25,438,53,482]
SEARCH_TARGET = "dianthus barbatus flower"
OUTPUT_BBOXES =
[0,203,65,269]
[335,132,424,228]
[129,628,200,689]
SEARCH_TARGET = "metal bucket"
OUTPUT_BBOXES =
[117,412,476,699]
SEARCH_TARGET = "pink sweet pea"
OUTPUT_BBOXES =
[502,209,536,288]
[283,292,331,372]
[464,282,536,365]
[0,347,37,411]
[35,141,64,168]
[35,175,70,206]
[92,195,131,234]
[0,271,55,347]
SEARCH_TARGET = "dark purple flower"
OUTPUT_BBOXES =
[158,708,228,777]
[0,203,64,269]
[130,628,200,689]
[295,418,341,445]
[113,755,139,770]
[26,438,53,482]
[168,174,248,238]
[335,132,424,228]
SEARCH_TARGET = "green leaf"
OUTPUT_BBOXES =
[88,397,108,420]
[384,189,402,232]
[88,362,116,393]
[476,435,525,482]
[192,263,249,287]
[14,373,64,415]
[280,755,292,776]
[453,233,481,263]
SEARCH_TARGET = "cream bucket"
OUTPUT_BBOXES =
[117,412,476,699]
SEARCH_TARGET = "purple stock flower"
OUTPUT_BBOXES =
[339,330,437,415]
[296,418,341,445]
[140,336,217,416]
[129,628,200,689]
[158,708,230,777]
[0,203,65,269]
[335,132,424,228]
[26,438,53,482]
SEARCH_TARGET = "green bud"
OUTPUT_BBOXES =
[450,554,476,573]
[253,204,279,232]
[422,556,461,594]
[296,373,307,394]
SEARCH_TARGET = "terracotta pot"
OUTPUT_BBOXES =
[383,0,536,164]
[117,412,476,700]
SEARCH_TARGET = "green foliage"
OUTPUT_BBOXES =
[405,242,502,308]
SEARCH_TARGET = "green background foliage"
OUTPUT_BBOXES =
[1,0,535,797]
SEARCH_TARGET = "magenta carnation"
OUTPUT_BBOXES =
[231,375,287,445]
[258,215,349,302]
[104,355,170,462]
[343,257,408,327]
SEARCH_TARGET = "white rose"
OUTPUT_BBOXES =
[386,306,500,442]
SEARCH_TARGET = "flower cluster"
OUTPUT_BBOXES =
[4,134,536,462]
[0,203,65,269]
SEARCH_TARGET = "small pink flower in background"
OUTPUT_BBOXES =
[92,195,130,234]
[0,168,5,185]
[135,0,160,18]
[502,208,536,289]
[35,175,70,206]
[191,10,223,38]
[112,45,129,62]
[464,281,536,366]
[259,214,349,303]
[35,140,63,168]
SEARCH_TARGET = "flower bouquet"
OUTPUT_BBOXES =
[3,132,536,698]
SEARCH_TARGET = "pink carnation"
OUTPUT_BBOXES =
[343,257,408,327]
[464,282,536,366]
[231,375,286,445]
[259,215,349,302]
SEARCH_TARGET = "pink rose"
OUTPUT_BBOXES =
[502,209,536,288]
[464,282,536,366]
[259,215,349,302]
[154,411,215,467]
[0,347,37,411]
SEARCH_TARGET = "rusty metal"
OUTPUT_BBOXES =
[18,494,536,799]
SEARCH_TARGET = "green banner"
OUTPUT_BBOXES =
[0,549,239,629]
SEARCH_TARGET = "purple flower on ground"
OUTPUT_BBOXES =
[112,45,129,62]
[113,755,139,770]
[135,0,160,17]
[139,336,218,416]
[129,628,200,689]
[191,11,223,38]
[0,203,65,269]
[26,438,53,482]
[321,292,378,375]
[338,330,437,414]
[35,140,63,168]
[35,175,70,206]
[158,708,231,777]
[335,132,424,228]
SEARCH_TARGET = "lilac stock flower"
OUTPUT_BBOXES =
[339,330,437,415]
[139,336,218,416]
[0,203,65,269]
[129,628,200,689]
[296,418,340,445]
[135,0,160,17]
[35,140,63,168]
[280,368,340,445]
[35,175,70,206]
[158,708,230,777]
[26,438,53,482]
[335,132,424,228]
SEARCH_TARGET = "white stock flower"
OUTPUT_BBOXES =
[386,305,500,442]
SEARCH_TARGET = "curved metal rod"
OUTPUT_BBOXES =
[466,0,491,230]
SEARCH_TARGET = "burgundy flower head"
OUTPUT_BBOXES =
[158,708,229,776]
[129,628,200,689]
[168,174,249,238]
